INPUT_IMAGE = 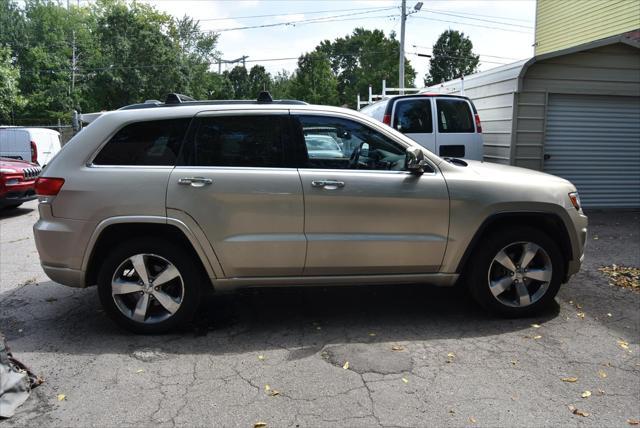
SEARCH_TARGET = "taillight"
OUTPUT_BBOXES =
[30,141,38,164]
[35,177,65,196]
[474,114,482,133]
[382,114,391,126]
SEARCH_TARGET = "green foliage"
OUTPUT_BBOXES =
[0,46,25,122]
[316,28,415,107]
[424,30,479,86]
[248,65,271,97]
[290,51,339,105]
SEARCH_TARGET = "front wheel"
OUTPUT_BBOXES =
[97,238,204,334]
[466,227,564,317]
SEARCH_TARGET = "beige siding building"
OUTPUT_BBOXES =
[428,10,639,208]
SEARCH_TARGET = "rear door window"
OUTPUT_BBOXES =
[93,119,190,165]
[393,99,433,133]
[188,115,291,168]
[436,98,474,133]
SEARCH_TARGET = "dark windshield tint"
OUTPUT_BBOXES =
[93,119,190,166]
[436,98,474,133]
[393,99,433,133]
[191,115,288,167]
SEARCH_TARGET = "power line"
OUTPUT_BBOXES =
[420,9,534,29]
[411,45,523,61]
[207,8,398,33]
[409,15,533,34]
[428,8,534,24]
[196,6,396,22]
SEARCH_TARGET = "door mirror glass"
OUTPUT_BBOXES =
[405,147,427,174]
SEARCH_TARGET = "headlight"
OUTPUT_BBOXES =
[569,192,581,211]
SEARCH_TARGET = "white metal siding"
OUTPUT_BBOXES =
[544,94,640,208]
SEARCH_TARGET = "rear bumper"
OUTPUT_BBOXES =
[41,264,86,288]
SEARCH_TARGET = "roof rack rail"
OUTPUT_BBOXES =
[117,92,308,111]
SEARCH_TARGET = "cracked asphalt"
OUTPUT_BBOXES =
[1,200,639,427]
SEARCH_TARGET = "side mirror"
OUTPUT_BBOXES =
[405,147,427,174]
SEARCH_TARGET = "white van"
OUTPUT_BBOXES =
[0,127,62,166]
[360,94,484,160]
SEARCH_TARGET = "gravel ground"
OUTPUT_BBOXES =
[1,200,638,427]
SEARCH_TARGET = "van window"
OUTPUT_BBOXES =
[190,115,289,167]
[394,99,433,133]
[93,119,190,166]
[436,99,474,133]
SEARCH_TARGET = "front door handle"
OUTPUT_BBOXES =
[178,177,213,187]
[311,180,345,189]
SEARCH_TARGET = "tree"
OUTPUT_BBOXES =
[225,66,250,99]
[290,51,339,105]
[248,65,271,97]
[424,30,479,86]
[0,46,25,123]
[315,28,415,107]
[270,70,293,99]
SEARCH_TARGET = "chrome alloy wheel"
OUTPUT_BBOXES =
[111,253,184,324]
[487,242,553,308]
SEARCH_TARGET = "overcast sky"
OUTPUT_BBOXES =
[142,0,537,86]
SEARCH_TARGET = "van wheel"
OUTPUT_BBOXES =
[97,238,204,334]
[467,226,563,317]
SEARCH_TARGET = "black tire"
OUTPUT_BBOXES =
[97,237,205,334]
[5,203,22,209]
[466,226,564,317]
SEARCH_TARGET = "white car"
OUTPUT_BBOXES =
[360,94,484,161]
[0,127,62,167]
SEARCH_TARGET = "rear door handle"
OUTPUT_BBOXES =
[311,180,345,189]
[178,177,213,187]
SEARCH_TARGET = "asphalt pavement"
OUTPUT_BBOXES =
[1,200,638,427]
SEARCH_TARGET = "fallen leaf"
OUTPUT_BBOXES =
[627,418,640,425]
[581,390,591,398]
[599,265,640,291]
[607,313,612,317]
[448,409,455,414]
[577,312,585,319]
[265,384,270,392]
[568,405,589,417]
[391,345,405,352]
[258,355,265,361]
[598,369,607,378]
[254,422,267,428]
[402,377,409,384]
[316,326,322,331]
[562,377,578,383]
[593,236,599,240]
[45,297,57,303]
[368,332,376,337]
[57,394,66,401]
[533,335,542,340]
[618,339,630,350]
[530,323,541,328]
[269,389,280,397]
[469,416,477,424]
[343,361,349,370]
[597,389,605,395]
[446,352,455,363]
[136,369,144,374]
[576,303,583,309]
[511,360,517,366]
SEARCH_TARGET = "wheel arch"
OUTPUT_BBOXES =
[84,217,216,288]
[456,211,573,279]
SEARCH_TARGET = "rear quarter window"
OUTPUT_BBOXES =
[93,119,190,166]
[393,99,433,133]
[436,99,474,133]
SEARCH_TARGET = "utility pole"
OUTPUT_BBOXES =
[399,2,423,95]
[399,0,406,95]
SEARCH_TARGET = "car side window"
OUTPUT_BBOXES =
[295,115,407,171]
[394,99,433,133]
[436,99,474,133]
[190,115,289,167]
[93,119,190,166]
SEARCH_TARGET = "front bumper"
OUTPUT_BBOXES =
[0,188,37,207]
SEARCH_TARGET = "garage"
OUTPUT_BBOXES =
[426,31,640,208]
[544,94,640,208]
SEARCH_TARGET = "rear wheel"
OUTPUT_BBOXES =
[97,238,204,334]
[466,226,564,317]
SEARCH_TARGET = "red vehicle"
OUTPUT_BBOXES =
[0,157,41,209]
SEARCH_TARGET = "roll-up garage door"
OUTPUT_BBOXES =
[544,94,640,208]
